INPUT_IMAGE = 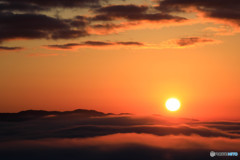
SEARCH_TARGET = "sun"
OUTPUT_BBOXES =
[165,98,181,111]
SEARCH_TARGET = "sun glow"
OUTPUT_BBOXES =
[165,98,181,111]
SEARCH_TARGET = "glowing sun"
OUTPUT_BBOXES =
[165,98,181,111]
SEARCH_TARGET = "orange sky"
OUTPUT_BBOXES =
[0,0,240,120]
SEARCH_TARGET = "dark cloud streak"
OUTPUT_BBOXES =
[46,41,144,49]
[0,46,23,50]
[175,37,215,46]
[0,2,44,12]
[0,0,103,9]
[94,4,187,22]
[157,0,240,26]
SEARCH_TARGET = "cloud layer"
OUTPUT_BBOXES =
[0,109,240,160]
[1,134,240,160]
[0,0,189,50]
[0,0,237,51]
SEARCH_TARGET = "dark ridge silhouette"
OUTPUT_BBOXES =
[0,109,113,122]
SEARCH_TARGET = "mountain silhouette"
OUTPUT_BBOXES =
[0,109,113,122]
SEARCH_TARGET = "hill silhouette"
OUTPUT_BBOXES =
[0,109,113,122]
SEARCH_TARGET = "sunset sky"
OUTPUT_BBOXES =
[0,0,240,120]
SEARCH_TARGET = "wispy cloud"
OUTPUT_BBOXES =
[45,41,144,50]
[159,37,220,49]
[0,46,23,51]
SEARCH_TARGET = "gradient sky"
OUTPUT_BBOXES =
[0,0,240,120]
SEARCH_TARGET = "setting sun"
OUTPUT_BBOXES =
[165,98,181,111]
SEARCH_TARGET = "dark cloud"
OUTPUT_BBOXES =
[47,43,81,49]
[0,12,89,42]
[46,41,144,49]
[68,16,89,28]
[0,46,23,50]
[190,121,240,131]
[0,0,103,9]
[48,124,240,140]
[96,5,148,15]
[84,41,113,46]
[125,13,186,21]
[94,4,187,22]
[83,41,143,46]
[198,121,240,126]
[89,23,127,34]
[0,2,44,12]
[91,14,115,21]
[116,42,143,45]
[0,2,188,45]
[175,37,215,46]
[157,0,240,26]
